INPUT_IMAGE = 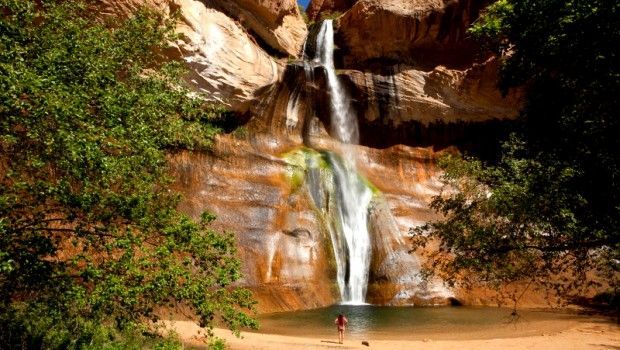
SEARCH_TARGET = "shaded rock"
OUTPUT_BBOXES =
[306,0,359,21]
[366,198,452,305]
[340,58,523,144]
[334,0,491,68]
[248,61,335,146]
[448,297,463,306]
[252,57,520,153]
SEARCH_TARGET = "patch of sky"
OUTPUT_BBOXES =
[298,0,310,10]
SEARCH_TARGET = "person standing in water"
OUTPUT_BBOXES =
[334,313,348,344]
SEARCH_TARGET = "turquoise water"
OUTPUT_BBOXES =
[254,305,583,340]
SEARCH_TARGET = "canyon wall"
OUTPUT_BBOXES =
[96,0,307,112]
[99,0,525,312]
[334,0,491,68]
[306,0,359,21]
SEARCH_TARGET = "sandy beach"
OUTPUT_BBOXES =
[166,317,619,350]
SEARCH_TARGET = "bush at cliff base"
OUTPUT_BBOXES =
[0,1,257,348]
[415,0,618,306]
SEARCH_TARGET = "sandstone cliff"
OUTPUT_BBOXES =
[96,0,307,112]
[333,0,490,68]
[300,0,520,140]
[98,0,530,312]
[344,58,522,147]
[306,0,359,21]
[208,0,307,57]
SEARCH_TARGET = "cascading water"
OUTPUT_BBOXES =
[313,20,359,144]
[281,19,453,306]
[308,20,372,304]
[326,154,372,303]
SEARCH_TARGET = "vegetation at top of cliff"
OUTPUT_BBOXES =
[0,0,257,348]
[319,11,343,21]
[414,0,619,306]
[299,4,311,25]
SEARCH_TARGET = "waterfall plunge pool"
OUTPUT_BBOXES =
[251,305,590,340]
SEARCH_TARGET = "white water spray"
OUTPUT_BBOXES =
[313,20,372,304]
[327,155,373,303]
[314,20,359,144]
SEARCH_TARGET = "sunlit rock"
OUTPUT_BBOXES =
[96,0,282,112]
[169,139,337,313]
[211,0,308,57]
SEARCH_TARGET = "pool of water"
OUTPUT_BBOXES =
[253,305,584,340]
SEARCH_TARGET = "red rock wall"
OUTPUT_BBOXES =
[306,0,359,21]
[168,139,339,313]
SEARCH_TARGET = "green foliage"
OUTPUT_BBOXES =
[0,0,256,348]
[298,4,311,25]
[468,0,513,52]
[231,126,249,140]
[416,0,619,302]
[207,338,227,350]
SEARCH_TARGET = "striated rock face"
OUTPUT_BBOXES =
[54,0,557,316]
[96,0,285,112]
[342,58,523,147]
[306,0,359,21]
[211,0,308,57]
[172,2,281,112]
[100,0,535,311]
[168,130,454,311]
[334,0,490,68]
[168,137,338,312]
[262,59,520,150]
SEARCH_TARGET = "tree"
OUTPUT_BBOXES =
[414,0,619,306]
[0,1,256,348]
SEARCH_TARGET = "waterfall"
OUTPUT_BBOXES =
[310,20,372,304]
[313,20,359,144]
[280,20,453,306]
[326,154,372,304]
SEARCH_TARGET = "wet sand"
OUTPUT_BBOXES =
[165,317,619,349]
